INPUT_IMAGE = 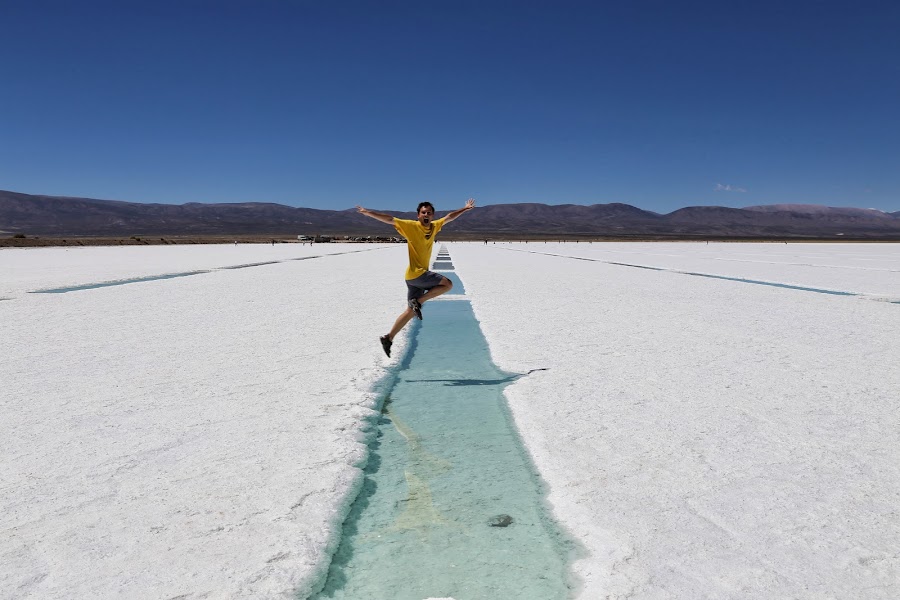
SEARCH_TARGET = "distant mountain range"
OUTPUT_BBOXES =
[2,189,899,239]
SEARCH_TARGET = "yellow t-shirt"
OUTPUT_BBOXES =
[393,217,445,279]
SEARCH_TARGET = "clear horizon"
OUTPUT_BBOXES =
[2,1,898,213]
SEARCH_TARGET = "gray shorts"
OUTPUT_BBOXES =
[406,270,447,301]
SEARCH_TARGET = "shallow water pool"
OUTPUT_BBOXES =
[312,261,573,599]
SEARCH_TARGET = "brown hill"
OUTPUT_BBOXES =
[2,190,899,239]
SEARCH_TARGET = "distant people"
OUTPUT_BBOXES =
[356,199,477,357]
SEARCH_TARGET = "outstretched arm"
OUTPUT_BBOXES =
[356,205,396,225]
[443,198,476,223]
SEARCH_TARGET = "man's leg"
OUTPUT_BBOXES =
[416,277,453,304]
[382,276,452,354]
[387,307,416,341]
[381,306,415,357]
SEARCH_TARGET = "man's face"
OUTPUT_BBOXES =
[417,206,434,227]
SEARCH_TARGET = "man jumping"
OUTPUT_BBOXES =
[356,198,476,357]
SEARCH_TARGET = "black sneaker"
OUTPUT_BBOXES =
[379,335,392,357]
[408,298,423,320]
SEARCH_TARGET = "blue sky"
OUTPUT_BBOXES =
[2,0,898,213]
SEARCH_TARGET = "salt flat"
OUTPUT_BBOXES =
[1,243,410,599]
[2,242,898,599]
[452,242,900,599]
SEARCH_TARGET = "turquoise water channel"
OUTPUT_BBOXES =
[311,252,572,600]
[26,249,385,295]
[29,271,211,293]
[507,248,859,297]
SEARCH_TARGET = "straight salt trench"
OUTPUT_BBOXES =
[311,248,578,600]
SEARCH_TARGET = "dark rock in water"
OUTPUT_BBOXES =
[488,514,513,527]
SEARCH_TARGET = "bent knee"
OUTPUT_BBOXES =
[441,277,453,289]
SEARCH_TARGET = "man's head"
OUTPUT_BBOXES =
[417,201,435,226]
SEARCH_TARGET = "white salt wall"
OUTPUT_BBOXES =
[1,244,411,599]
[450,242,900,599]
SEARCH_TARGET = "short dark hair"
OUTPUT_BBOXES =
[417,201,435,213]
